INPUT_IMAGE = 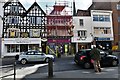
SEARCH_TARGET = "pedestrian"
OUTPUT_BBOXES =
[90,46,101,72]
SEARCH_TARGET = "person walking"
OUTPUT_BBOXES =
[90,46,101,72]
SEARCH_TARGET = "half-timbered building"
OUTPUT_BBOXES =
[1,0,46,57]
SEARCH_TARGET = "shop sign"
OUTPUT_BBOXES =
[48,39,70,43]
[16,39,30,43]
[96,38,110,41]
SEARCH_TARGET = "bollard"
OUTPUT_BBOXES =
[48,58,53,77]
[14,62,16,80]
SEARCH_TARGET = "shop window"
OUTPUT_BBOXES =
[7,45,20,53]
[7,45,10,52]
[11,45,16,52]
[16,45,19,52]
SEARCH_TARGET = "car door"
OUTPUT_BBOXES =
[100,52,110,66]
[34,52,46,61]
[26,51,36,61]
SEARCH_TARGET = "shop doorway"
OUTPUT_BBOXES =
[41,41,47,53]
[20,44,28,52]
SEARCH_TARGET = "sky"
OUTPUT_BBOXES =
[5,0,92,11]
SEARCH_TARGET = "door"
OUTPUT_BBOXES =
[26,51,36,61]
[34,52,46,61]
[100,52,110,66]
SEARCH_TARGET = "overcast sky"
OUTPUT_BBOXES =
[5,0,92,10]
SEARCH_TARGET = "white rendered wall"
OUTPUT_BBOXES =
[91,10,114,39]
[72,16,93,43]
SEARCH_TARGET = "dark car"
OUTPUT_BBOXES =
[74,49,119,69]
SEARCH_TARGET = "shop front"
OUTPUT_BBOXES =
[71,37,93,52]
[95,37,113,51]
[47,39,73,56]
[1,38,42,57]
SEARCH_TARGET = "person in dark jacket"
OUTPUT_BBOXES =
[90,46,101,72]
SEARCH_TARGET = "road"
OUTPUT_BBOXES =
[0,56,119,79]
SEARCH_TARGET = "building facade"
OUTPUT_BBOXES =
[46,1,74,56]
[73,10,113,51]
[88,0,120,49]
[91,10,114,50]
[1,0,46,57]
[0,0,5,57]
[72,16,93,52]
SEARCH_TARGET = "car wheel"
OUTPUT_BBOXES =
[21,59,27,65]
[84,62,91,69]
[112,60,118,66]
[45,58,49,63]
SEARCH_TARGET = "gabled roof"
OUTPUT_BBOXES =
[3,0,26,11]
[26,2,46,15]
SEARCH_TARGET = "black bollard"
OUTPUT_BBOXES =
[48,58,53,77]
[14,62,16,80]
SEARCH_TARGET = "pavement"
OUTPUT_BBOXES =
[23,66,119,79]
[1,67,119,80]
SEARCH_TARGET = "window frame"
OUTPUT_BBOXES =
[79,19,84,26]
[78,30,87,37]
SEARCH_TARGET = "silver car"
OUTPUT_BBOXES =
[16,50,55,64]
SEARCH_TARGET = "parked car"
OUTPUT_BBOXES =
[74,49,119,69]
[15,50,55,64]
